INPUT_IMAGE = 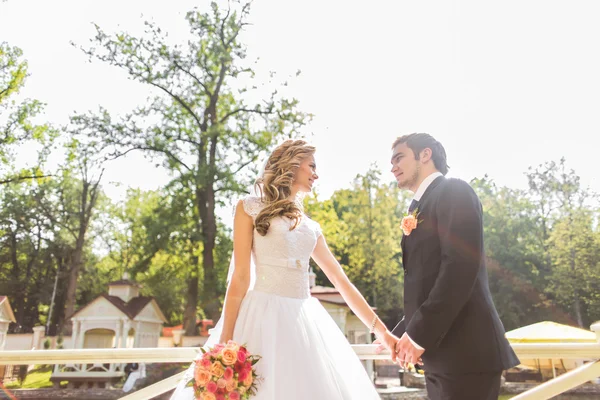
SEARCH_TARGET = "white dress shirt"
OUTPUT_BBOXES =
[409,171,444,210]
[405,171,443,351]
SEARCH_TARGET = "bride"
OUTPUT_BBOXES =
[171,139,397,399]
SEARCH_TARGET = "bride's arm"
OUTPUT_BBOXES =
[311,234,399,360]
[219,200,254,343]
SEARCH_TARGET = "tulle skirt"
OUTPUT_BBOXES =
[170,290,380,399]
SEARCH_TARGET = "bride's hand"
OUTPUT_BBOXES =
[219,335,232,344]
[374,331,401,363]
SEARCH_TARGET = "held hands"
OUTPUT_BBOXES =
[393,332,424,368]
[374,331,424,368]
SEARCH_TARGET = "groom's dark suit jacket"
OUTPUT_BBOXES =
[392,176,519,374]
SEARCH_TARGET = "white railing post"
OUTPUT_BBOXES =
[591,321,600,342]
[512,360,600,400]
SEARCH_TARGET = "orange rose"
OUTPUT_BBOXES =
[221,348,237,366]
[210,361,225,378]
[225,379,236,392]
[401,214,418,236]
[194,368,212,387]
[243,372,253,387]
[201,393,216,400]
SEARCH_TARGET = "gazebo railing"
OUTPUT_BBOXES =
[1,343,600,400]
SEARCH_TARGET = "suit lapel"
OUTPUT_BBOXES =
[400,176,445,265]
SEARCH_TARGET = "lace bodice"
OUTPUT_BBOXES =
[242,196,322,299]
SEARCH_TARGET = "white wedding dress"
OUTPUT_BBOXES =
[171,196,380,399]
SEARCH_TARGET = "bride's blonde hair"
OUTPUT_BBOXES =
[254,139,316,236]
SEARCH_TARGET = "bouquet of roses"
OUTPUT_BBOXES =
[186,340,261,400]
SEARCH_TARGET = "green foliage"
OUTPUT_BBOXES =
[306,167,409,327]
[69,1,309,329]
[0,42,56,185]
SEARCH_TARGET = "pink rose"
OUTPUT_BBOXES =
[200,358,211,369]
[216,395,225,400]
[213,344,224,355]
[229,391,240,400]
[234,361,245,373]
[206,381,218,393]
[401,214,418,236]
[238,369,248,382]
[225,340,239,351]
[217,378,227,389]
[223,367,234,381]
[244,361,252,372]
[237,350,247,363]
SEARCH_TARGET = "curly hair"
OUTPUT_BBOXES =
[254,139,316,236]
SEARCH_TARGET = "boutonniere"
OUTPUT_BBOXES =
[401,209,421,236]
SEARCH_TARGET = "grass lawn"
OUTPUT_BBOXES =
[5,366,53,389]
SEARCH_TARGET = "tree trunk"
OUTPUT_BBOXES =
[199,134,220,323]
[183,254,200,336]
[9,230,24,332]
[52,253,68,336]
[61,179,98,335]
[63,245,84,328]
[573,295,584,328]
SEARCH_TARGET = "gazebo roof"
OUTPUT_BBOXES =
[108,279,141,287]
[100,294,153,319]
[0,296,16,323]
[506,321,597,343]
[69,294,166,322]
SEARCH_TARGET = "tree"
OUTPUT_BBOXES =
[547,210,600,327]
[472,176,561,330]
[307,168,409,327]
[34,141,105,334]
[0,42,54,185]
[526,158,596,327]
[71,1,309,333]
[0,180,50,331]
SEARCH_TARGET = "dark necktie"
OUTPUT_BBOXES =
[408,199,419,213]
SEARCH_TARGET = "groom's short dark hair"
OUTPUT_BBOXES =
[392,133,449,175]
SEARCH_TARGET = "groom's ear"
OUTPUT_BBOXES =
[420,147,433,163]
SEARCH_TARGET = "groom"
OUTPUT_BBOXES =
[386,133,519,399]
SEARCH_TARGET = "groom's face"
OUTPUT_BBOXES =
[391,142,420,191]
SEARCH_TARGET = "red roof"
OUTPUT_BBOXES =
[311,286,376,310]
[162,319,214,337]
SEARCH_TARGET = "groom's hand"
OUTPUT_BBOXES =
[395,333,425,368]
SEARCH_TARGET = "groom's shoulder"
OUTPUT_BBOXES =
[439,177,477,197]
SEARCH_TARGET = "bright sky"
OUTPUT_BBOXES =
[2,0,600,213]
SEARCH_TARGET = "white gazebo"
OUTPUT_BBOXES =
[51,273,167,389]
[0,296,17,382]
[309,269,375,378]
[0,296,16,351]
